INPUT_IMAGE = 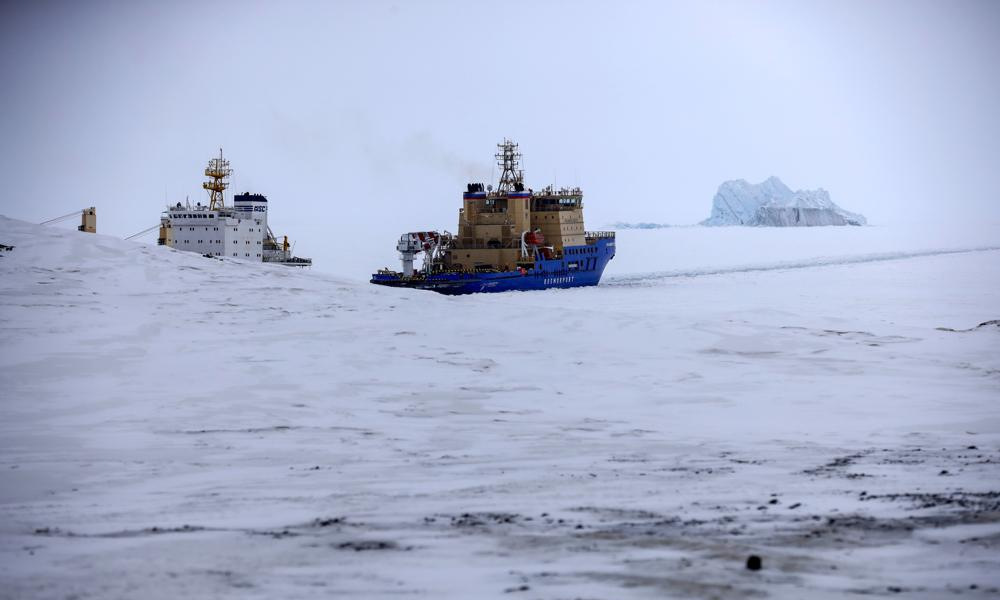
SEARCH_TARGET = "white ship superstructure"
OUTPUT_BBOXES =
[160,194,267,259]
[158,150,311,266]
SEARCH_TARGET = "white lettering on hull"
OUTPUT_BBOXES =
[543,276,575,285]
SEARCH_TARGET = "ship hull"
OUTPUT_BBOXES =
[371,238,615,295]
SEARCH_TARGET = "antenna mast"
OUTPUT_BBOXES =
[495,139,524,193]
[203,148,232,210]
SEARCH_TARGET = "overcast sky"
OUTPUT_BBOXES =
[2,0,998,272]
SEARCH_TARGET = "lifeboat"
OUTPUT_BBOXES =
[523,231,545,246]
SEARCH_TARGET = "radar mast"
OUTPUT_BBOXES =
[203,148,232,210]
[495,139,524,193]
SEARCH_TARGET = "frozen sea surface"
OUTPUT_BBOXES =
[1,215,999,599]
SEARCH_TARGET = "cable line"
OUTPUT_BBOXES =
[39,210,83,225]
[125,224,160,240]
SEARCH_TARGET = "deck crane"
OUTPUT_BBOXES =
[396,231,452,276]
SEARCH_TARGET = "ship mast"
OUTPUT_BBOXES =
[495,139,524,193]
[203,148,232,210]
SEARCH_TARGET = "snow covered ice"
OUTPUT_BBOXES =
[1,215,999,599]
[702,177,867,227]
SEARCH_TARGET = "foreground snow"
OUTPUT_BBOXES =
[1,216,998,599]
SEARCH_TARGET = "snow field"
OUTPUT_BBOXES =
[1,215,999,598]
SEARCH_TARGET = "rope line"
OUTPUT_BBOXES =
[125,224,160,240]
[39,210,83,225]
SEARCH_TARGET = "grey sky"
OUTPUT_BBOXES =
[2,0,998,272]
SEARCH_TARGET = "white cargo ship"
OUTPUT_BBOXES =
[157,150,311,266]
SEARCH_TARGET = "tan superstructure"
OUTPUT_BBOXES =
[78,207,96,233]
[443,140,587,272]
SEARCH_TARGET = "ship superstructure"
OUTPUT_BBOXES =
[371,140,614,294]
[158,150,311,266]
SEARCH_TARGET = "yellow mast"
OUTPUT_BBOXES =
[203,148,232,210]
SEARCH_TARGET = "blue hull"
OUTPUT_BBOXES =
[371,237,615,295]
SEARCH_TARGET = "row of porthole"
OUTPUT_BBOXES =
[175,226,258,232]
[179,240,262,245]
[180,226,258,232]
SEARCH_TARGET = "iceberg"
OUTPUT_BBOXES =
[701,176,866,226]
